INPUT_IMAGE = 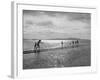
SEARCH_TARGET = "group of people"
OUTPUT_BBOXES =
[61,40,79,48]
[33,40,79,53]
[71,40,79,46]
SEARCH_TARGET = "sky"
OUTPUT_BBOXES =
[23,10,91,40]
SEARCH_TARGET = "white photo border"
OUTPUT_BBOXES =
[11,1,97,78]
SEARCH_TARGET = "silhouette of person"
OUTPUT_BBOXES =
[61,41,63,48]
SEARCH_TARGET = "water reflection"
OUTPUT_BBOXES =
[24,45,80,69]
[34,50,66,68]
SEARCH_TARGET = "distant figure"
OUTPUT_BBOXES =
[76,40,79,44]
[69,41,72,46]
[72,40,79,48]
[61,41,64,48]
[34,40,41,53]
[72,41,74,45]
[76,40,79,47]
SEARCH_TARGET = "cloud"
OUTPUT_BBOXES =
[23,10,91,39]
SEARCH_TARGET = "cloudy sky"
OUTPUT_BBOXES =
[23,10,91,40]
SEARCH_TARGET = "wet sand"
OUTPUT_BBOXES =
[23,42,91,69]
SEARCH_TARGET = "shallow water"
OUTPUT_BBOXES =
[23,41,91,69]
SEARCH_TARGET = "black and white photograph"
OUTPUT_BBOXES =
[23,10,91,69]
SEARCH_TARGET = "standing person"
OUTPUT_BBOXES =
[72,40,75,48]
[61,41,63,48]
[76,40,79,47]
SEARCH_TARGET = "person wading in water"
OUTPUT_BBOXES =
[61,41,64,48]
[34,40,41,53]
